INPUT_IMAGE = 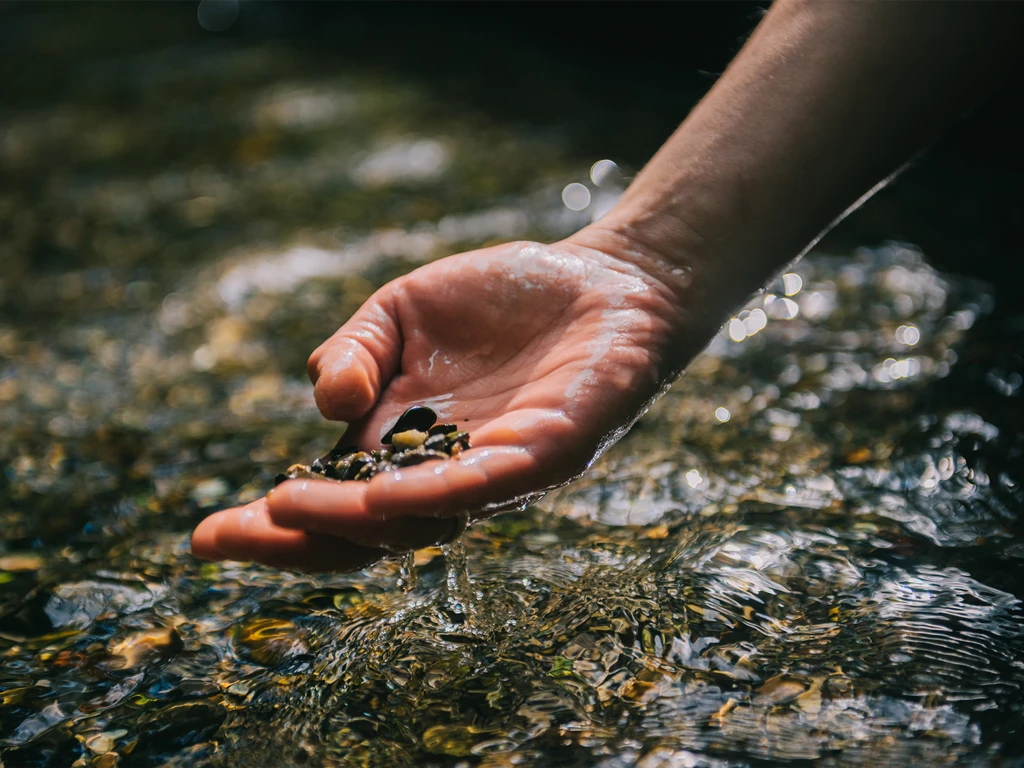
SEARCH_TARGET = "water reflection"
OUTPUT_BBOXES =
[2,5,1024,767]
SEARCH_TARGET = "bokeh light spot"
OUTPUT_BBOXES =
[198,0,239,32]
[561,182,591,211]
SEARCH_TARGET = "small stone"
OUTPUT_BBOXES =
[423,433,447,451]
[109,627,183,669]
[391,429,428,450]
[189,478,230,507]
[796,688,822,715]
[381,405,437,444]
[645,525,669,539]
[233,618,310,666]
[274,403,470,485]
[754,675,807,706]
[0,553,44,572]
[393,449,447,467]
[85,730,126,755]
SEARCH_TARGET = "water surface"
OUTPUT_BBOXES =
[2,5,1023,766]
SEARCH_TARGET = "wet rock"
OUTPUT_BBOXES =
[7,700,69,745]
[84,729,127,755]
[189,477,230,508]
[108,627,183,670]
[753,675,810,706]
[0,553,45,572]
[44,581,168,629]
[90,753,119,768]
[422,724,497,757]
[381,405,437,444]
[390,429,428,450]
[276,405,471,485]
[232,618,311,666]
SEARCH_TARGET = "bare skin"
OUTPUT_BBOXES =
[192,0,1023,571]
[191,241,701,570]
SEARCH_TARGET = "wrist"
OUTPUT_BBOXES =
[564,199,771,344]
[566,214,712,301]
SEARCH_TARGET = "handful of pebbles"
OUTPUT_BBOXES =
[275,405,470,485]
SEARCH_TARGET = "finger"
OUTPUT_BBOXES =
[307,288,403,423]
[266,479,462,550]
[363,445,542,519]
[265,477,369,530]
[191,499,387,573]
[265,447,534,526]
[362,406,588,518]
[191,511,226,560]
[270,408,579,523]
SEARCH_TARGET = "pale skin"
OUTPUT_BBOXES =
[191,0,1024,572]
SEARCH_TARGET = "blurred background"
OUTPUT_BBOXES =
[2,3,1024,767]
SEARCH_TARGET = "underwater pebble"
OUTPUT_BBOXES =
[189,477,231,507]
[109,627,183,669]
[0,553,44,571]
[84,729,127,754]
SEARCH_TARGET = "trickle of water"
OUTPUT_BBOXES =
[397,550,416,593]
[441,536,473,617]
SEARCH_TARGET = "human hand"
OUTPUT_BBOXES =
[191,238,706,571]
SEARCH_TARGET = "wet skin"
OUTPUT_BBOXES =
[191,2,1024,573]
[191,240,695,571]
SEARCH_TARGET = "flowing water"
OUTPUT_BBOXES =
[2,5,1024,767]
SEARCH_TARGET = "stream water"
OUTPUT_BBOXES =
[2,4,1023,767]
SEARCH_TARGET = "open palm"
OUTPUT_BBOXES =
[192,240,691,571]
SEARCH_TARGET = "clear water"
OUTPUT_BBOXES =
[2,5,1023,767]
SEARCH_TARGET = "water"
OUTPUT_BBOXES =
[2,4,1024,767]
[442,538,474,618]
[397,551,417,594]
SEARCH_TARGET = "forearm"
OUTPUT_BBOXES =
[572,0,1023,326]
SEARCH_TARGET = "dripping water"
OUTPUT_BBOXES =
[396,550,416,593]
[441,537,473,617]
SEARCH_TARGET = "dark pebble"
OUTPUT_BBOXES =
[423,434,446,451]
[329,442,359,460]
[382,405,437,444]
[394,449,448,467]
[321,463,344,480]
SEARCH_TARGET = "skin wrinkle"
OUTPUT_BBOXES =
[398,262,578,386]
[311,293,403,420]
[195,239,695,566]
[193,2,1024,571]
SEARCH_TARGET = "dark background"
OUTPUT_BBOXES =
[3,0,1022,292]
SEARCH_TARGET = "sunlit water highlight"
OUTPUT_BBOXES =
[1,6,1023,767]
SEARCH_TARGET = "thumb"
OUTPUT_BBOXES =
[307,287,402,422]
